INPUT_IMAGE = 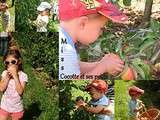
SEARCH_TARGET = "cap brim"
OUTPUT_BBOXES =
[129,88,144,95]
[130,91,144,95]
[98,3,128,24]
[85,85,92,91]
[37,6,45,11]
[137,90,144,94]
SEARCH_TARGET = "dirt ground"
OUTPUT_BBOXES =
[131,0,160,13]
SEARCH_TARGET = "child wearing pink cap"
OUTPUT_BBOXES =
[58,0,128,80]
[76,80,114,120]
[128,86,145,120]
[0,49,28,120]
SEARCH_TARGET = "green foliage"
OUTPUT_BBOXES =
[16,0,39,31]
[59,80,96,120]
[80,20,160,80]
[109,0,132,6]
[59,80,74,120]
[15,0,57,32]
[59,80,114,120]
[123,0,131,6]
[13,32,58,78]
[131,58,151,80]
[48,20,58,32]
[134,81,160,109]
[115,80,131,120]
[23,62,59,120]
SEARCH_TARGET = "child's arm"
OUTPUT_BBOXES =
[80,53,124,76]
[84,104,112,115]
[34,19,47,27]
[79,62,99,74]
[0,71,10,92]
[14,77,26,96]
[8,65,26,96]
[75,99,112,115]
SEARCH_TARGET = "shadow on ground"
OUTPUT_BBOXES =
[23,101,42,120]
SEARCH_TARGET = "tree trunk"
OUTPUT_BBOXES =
[142,0,153,27]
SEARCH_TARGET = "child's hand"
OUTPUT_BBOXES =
[101,108,113,115]
[100,53,124,76]
[2,71,11,81]
[75,100,86,109]
[140,117,148,120]
[7,65,19,79]
[133,109,138,113]
[28,19,32,24]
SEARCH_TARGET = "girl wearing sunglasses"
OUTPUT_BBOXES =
[0,48,28,120]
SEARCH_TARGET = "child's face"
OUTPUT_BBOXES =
[40,10,49,16]
[88,87,103,100]
[78,15,108,45]
[0,3,7,11]
[4,55,18,69]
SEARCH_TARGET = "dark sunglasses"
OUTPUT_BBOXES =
[4,60,17,65]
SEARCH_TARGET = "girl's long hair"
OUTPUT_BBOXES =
[3,48,23,71]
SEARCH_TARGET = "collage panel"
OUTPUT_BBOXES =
[59,0,160,81]
[58,0,128,80]
[115,80,160,120]
[15,0,58,32]
[0,32,59,120]
[59,79,114,120]
[0,0,15,32]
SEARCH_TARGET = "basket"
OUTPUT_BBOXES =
[139,108,160,120]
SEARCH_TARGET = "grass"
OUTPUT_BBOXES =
[115,80,135,120]
[115,80,160,120]
[0,56,59,120]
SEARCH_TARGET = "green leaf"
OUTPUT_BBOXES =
[124,47,139,54]
[139,40,156,53]
[141,63,151,80]
[150,20,160,32]
[115,39,122,53]
[123,0,131,6]
[131,59,146,79]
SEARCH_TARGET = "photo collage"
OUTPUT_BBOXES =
[0,0,160,120]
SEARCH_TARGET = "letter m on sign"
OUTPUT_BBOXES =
[61,38,67,44]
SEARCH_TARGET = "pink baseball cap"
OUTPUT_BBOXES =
[85,80,108,93]
[128,86,144,96]
[58,0,128,23]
